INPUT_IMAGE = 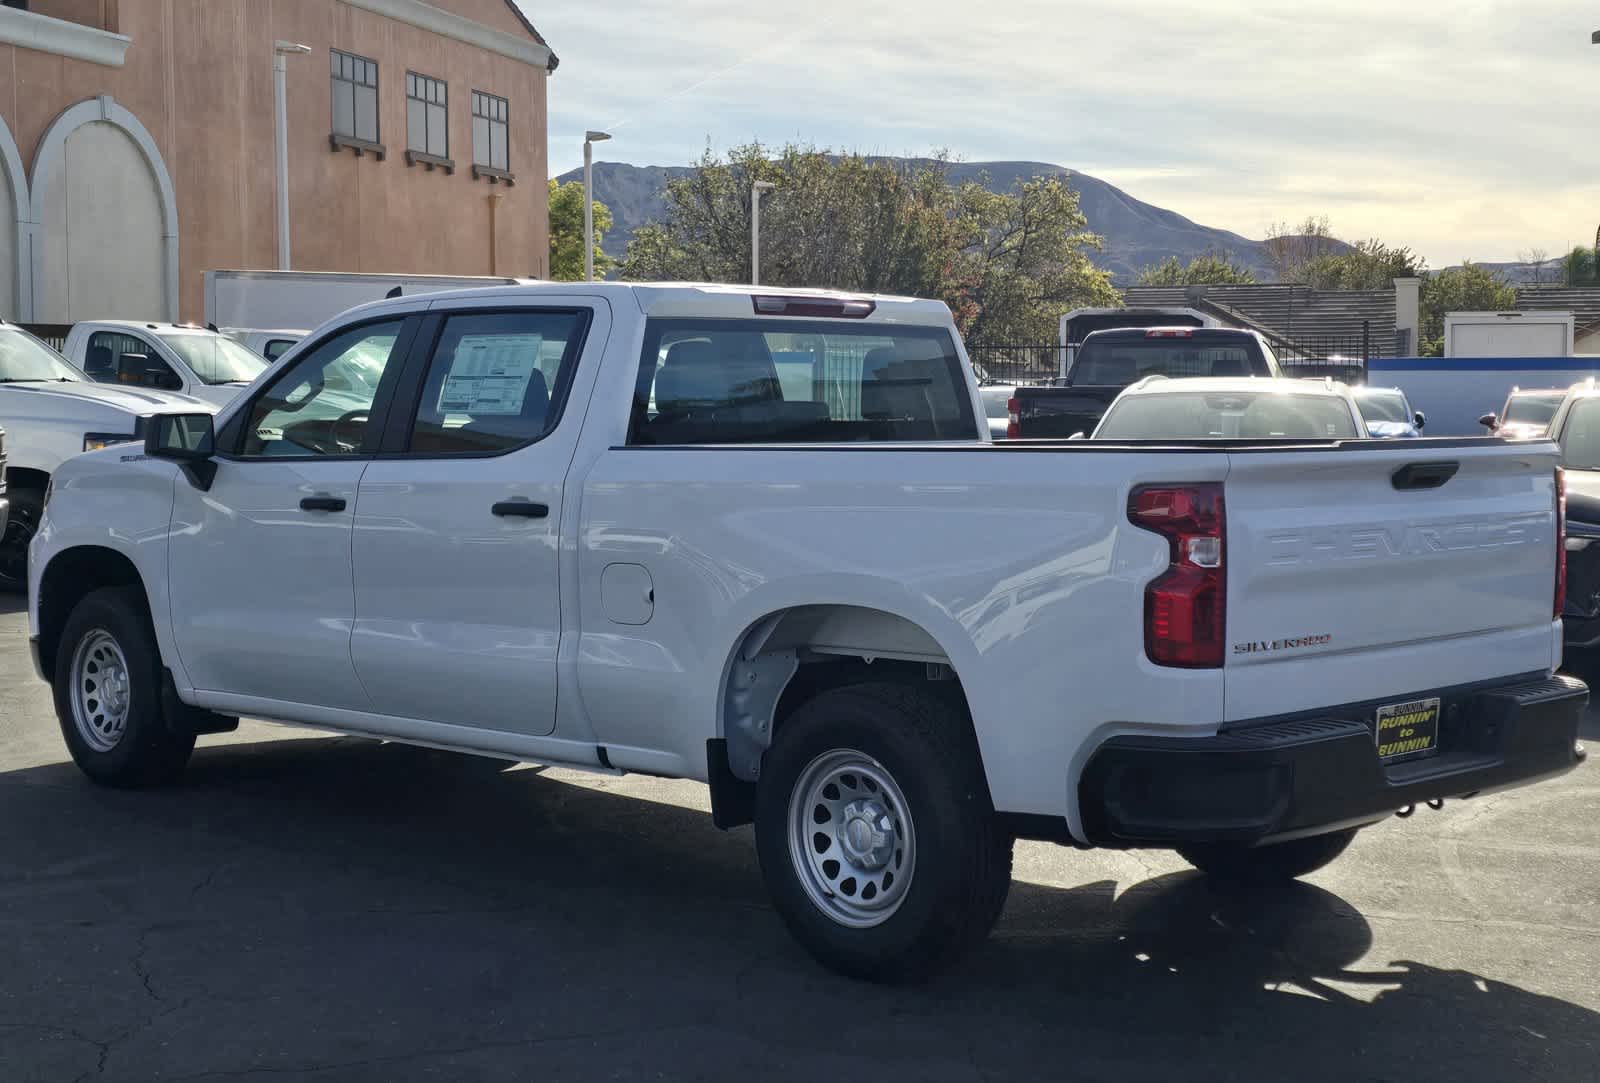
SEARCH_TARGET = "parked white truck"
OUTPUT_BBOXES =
[0,321,216,589]
[27,283,1587,981]
[59,321,270,408]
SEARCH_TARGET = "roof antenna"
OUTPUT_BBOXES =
[386,286,403,299]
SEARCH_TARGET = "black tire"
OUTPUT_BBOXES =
[0,485,43,593]
[53,586,194,787]
[754,682,1012,983]
[1177,827,1359,884]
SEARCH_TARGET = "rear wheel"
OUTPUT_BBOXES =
[53,586,194,787]
[754,682,1012,983]
[1177,827,1359,883]
[0,486,43,593]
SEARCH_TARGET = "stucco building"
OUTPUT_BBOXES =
[0,0,555,324]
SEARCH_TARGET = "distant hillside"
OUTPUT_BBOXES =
[556,157,1278,283]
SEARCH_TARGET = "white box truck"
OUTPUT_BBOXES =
[203,270,525,332]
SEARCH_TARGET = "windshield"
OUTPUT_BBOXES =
[1504,393,1562,427]
[1560,398,1600,470]
[1069,335,1264,385]
[1095,391,1361,440]
[0,328,84,383]
[1356,390,1410,424]
[158,333,269,385]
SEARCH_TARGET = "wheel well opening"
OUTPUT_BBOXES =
[37,547,145,684]
[717,605,977,788]
[6,467,49,494]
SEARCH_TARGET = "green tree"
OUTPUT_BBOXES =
[548,178,615,281]
[1561,244,1598,287]
[620,142,1117,344]
[1135,253,1257,286]
[1418,262,1518,356]
[1295,238,1425,290]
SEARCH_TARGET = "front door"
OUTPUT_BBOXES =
[350,301,606,736]
[167,315,416,710]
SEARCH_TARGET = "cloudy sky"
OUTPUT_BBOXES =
[525,0,1598,268]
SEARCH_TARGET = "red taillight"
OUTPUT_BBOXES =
[1006,396,1021,440]
[1146,328,1194,338]
[1556,466,1567,620]
[1129,483,1226,668]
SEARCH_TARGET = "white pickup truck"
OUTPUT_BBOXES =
[59,320,270,408]
[27,283,1587,981]
[0,321,216,590]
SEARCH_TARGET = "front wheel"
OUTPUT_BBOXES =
[1177,827,1360,884]
[53,586,194,787]
[754,682,1012,983]
[0,486,43,593]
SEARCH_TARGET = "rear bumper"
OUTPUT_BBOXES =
[1079,674,1587,847]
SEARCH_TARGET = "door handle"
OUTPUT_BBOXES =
[492,500,549,519]
[299,496,347,512]
[1391,461,1459,491]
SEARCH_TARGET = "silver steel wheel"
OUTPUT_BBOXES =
[787,748,917,929]
[70,630,133,753]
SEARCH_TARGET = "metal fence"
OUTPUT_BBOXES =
[971,324,1410,387]
[966,344,1063,385]
[17,323,72,351]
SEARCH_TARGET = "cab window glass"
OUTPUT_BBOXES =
[84,331,160,384]
[407,310,588,455]
[238,320,404,457]
[628,319,975,445]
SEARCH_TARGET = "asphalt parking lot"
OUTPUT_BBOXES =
[1,594,1597,1082]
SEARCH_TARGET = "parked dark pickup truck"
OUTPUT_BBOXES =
[1009,327,1282,438]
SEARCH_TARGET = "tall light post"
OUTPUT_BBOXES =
[583,130,611,282]
[272,41,312,271]
[751,180,776,286]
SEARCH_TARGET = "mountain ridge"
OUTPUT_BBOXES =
[555,157,1277,283]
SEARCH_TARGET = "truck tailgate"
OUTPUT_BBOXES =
[1223,441,1561,720]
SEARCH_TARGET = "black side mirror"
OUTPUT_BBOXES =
[145,413,217,490]
[1414,411,1426,429]
[1478,413,1498,429]
[119,352,181,391]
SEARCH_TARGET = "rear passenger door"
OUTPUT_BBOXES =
[349,298,609,737]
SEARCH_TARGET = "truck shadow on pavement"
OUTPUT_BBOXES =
[1,736,1596,1082]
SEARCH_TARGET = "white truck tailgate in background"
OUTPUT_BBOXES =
[1223,442,1561,721]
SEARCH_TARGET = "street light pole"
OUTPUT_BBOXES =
[583,130,611,282]
[273,41,312,271]
[751,180,776,286]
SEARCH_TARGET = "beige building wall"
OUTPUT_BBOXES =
[34,118,167,321]
[0,0,552,323]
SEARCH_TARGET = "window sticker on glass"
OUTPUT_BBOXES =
[436,334,543,416]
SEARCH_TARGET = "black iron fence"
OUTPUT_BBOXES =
[971,324,1411,387]
[966,344,1063,385]
[16,323,72,351]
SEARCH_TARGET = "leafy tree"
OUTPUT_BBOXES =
[1135,253,1257,286]
[620,142,1117,344]
[548,178,615,281]
[1418,262,1518,356]
[1562,244,1598,287]
[1262,215,1339,282]
[1294,239,1424,290]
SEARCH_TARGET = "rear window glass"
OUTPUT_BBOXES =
[1504,394,1562,426]
[1559,398,1600,469]
[627,319,976,445]
[1355,390,1409,423]
[1069,336,1263,384]
[1095,392,1361,440]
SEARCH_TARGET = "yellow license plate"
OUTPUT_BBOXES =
[1376,697,1441,761]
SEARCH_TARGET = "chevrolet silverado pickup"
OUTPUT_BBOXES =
[27,283,1587,982]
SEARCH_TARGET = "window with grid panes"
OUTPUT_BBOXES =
[331,49,379,144]
[406,72,449,159]
[472,91,510,172]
